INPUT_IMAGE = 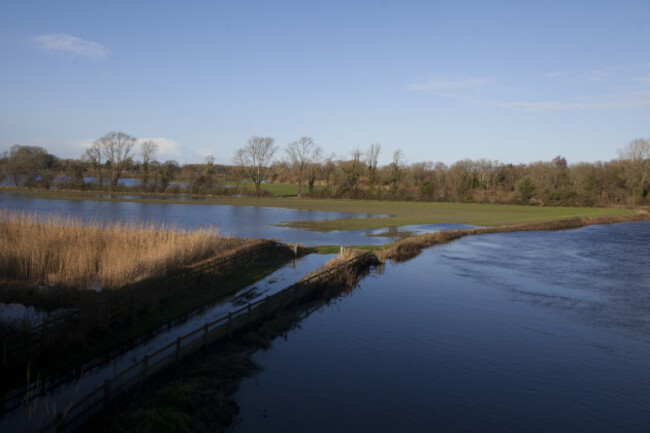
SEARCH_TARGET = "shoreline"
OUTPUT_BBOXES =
[0,188,638,232]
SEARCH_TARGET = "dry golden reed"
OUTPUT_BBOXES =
[0,210,249,290]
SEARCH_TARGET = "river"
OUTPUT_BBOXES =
[231,221,650,433]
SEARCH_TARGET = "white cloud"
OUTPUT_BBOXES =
[195,148,215,159]
[137,137,182,160]
[34,34,109,59]
[71,139,95,151]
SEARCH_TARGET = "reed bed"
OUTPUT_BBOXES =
[0,210,251,290]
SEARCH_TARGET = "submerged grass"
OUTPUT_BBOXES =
[0,210,250,290]
[2,189,635,231]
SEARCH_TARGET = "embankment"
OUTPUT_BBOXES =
[1,232,294,391]
[379,210,650,262]
[45,251,378,433]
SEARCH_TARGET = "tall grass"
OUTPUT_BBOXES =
[0,210,249,290]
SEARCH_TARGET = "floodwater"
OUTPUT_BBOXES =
[0,192,470,246]
[0,253,336,432]
[231,221,650,433]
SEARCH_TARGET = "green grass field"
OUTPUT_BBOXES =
[3,189,635,231]
[224,181,330,197]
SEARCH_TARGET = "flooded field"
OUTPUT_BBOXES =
[0,192,470,246]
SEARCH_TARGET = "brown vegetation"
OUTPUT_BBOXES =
[0,210,251,290]
[84,249,380,433]
[3,137,649,206]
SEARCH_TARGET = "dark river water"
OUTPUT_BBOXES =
[231,221,650,433]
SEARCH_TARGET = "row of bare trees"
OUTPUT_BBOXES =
[2,133,649,206]
[232,136,650,205]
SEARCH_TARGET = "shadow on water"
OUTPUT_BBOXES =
[0,253,336,432]
[85,253,382,433]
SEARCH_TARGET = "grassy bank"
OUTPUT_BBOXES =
[1,189,636,231]
[379,210,650,262]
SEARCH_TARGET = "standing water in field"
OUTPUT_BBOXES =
[0,192,470,245]
[231,221,650,433]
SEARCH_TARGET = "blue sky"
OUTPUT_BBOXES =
[1,0,649,165]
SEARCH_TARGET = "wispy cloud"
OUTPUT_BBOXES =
[34,34,109,59]
[494,92,650,112]
[408,69,650,112]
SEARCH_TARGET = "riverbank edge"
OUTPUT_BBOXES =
[0,242,298,394]
[378,210,650,261]
[68,252,380,432]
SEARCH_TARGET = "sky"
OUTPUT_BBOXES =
[0,0,649,166]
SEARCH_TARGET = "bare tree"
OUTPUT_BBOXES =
[140,140,158,191]
[553,155,568,170]
[475,159,497,190]
[411,161,432,188]
[83,141,103,191]
[618,138,650,192]
[307,146,323,194]
[340,148,363,194]
[97,131,137,190]
[286,137,321,197]
[158,160,179,192]
[322,153,337,191]
[389,149,404,192]
[365,143,381,190]
[233,136,278,196]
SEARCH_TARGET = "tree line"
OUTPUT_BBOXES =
[1,131,649,206]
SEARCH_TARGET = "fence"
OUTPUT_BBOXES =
[39,251,374,433]
[0,240,289,416]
